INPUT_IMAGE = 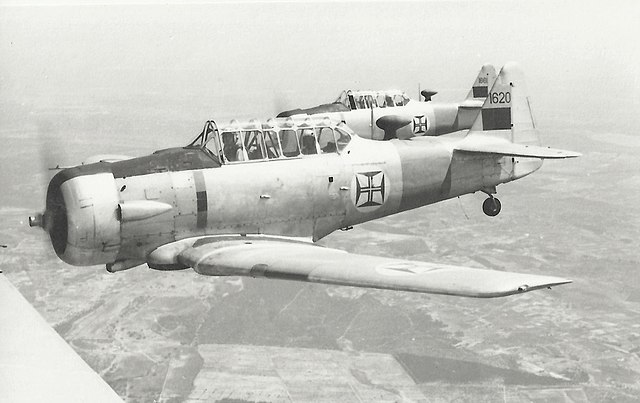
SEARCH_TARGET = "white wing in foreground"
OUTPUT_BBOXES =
[0,275,123,403]
[178,238,571,298]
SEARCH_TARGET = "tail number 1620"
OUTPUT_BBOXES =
[489,92,511,104]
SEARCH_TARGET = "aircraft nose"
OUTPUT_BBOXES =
[43,172,70,257]
[27,176,70,263]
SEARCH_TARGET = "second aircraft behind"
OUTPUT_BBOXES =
[278,64,497,141]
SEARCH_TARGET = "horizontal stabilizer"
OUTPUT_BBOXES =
[176,236,571,298]
[455,138,581,159]
[459,99,484,109]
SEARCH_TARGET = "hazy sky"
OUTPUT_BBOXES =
[1,1,637,115]
[0,0,638,177]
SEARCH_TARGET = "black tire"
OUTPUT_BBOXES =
[482,197,501,216]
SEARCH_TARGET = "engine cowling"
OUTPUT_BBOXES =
[34,163,121,266]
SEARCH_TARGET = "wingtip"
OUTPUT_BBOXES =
[519,278,572,294]
[549,150,581,159]
[556,151,581,159]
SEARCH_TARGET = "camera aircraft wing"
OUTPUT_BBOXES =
[0,275,123,402]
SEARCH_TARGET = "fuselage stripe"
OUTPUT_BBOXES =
[482,107,511,130]
[194,171,208,228]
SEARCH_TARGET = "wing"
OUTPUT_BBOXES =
[0,274,123,402]
[177,237,570,298]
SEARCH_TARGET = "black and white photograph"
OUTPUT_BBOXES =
[1,0,638,402]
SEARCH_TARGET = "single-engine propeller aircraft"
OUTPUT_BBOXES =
[29,63,580,298]
[278,64,497,141]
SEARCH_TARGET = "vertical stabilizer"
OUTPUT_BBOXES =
[454,64,498,130]
[465,64,497,101]
[457,63,579,178]
[469,62,540,146]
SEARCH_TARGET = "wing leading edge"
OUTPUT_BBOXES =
[177,237,570,298]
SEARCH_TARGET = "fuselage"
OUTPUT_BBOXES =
[278,90,483,141]
[44,120,524,270]
[339,101,477,140]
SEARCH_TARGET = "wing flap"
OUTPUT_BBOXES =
[178,238,570,298]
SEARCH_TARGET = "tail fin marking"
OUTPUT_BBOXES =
[465,64,498,101]
[457,62,580,160]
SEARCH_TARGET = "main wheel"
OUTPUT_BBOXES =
[482,197,501,216]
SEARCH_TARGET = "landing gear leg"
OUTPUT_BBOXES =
[482,196,501,217]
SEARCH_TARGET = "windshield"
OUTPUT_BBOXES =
[188,120,223,164]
